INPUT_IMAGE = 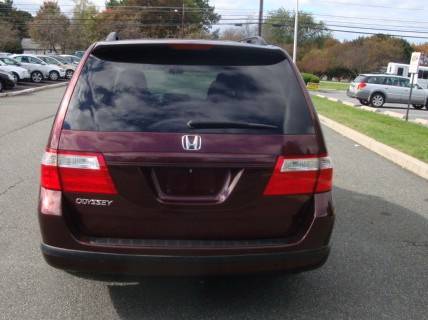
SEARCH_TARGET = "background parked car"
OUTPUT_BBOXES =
[8,55,48,83]
[0,60,30,82]
[38,55,75,79]
[0,56,46,83]
[58,54,81,65]
[347,74,428,109]
[0,70,16,92]
[0,56,22,67]
[73,51,85,58]
[11,54,66,82]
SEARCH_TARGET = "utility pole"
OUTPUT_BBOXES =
[258,0,264,36]
[293,0,299,63]
[181,0,185,38]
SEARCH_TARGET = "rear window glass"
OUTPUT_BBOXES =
[367,76,385,84]
[354,75,367,83]
[64,46,314,135]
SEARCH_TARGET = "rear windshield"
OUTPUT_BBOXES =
[353,75,367,83]
[64,45,314,135]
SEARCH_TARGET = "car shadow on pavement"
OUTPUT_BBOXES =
[106,186,428,320]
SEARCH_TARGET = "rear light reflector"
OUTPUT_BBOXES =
[39,187,62,216]
[264,155,333,196]
[41,149,117,194]
[356,82,367,90]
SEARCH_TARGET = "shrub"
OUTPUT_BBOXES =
[301,73,320,84]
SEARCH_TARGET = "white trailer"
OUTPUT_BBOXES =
[387,62,428,89]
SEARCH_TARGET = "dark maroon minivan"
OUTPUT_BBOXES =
[38,39,334,276]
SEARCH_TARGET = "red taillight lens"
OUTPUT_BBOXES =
[263,155,333,196]
[41,149,117,194]
[357,82,367,90]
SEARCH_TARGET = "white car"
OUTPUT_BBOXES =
[37,55,75,79]
[0,59,30,82]
[10,54,66,82]
[58,54,81,65]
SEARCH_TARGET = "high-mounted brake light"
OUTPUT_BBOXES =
[169,43,214,51]
[264,155,333,196]
[356,82,367,90]
[41,149,117,194]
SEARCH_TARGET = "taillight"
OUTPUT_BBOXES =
[41,149,117,194]
[169,43,214,50]
[356,82,367,90]
[263,155,333,196]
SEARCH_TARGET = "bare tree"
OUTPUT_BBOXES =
[0,21,20,52]
[68,0,99,50]
[29,1,69,53]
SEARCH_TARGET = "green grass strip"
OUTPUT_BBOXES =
[312,95,428,163]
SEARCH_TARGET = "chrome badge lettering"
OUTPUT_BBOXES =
[75,198,113,206]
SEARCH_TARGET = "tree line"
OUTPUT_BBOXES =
[1,0,427,79]
[222,9,427,80]
[1,0,220,53]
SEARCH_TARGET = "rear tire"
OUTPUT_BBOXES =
[31,71,43,83]
[358,99,369,106]
[0,80,3,92]
[413,104,424,110]
[11,72,19,83]
[65,69,74,79]
[49,71,59,81]
[370,93,385,108]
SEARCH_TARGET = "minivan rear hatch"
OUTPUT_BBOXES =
[58,41,321,241]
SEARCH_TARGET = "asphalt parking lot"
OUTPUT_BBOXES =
[0,88,427,319]
[6,79,68,92]
[314,89,428,121]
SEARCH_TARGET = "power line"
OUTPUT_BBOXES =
[317,0,424,10]
[4,5,428,26]
[306,12,428,25]
[6,15,428,36]
[217,17,428,29]
[9,19,428,39]
[3,4,428,41]
[4,9,428,28]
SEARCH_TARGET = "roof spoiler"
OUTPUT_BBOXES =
[239,36,268,46]
[105,32,119,41]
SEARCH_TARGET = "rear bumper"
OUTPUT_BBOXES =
[4,79,16,88]
[39,191,334,276]
[346,89,370,100]
[41,243,330,276]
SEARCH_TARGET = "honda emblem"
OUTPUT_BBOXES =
[182,135,202,151]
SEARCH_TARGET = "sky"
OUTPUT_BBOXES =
[11,0,428,44]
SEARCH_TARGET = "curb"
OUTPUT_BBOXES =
[411,118,428,125]
[382,111,405,119]
[314,93,357,107]
[319,114,428,181]
[0,82,68,97]
[342,101,356,107]
[360,106,380,112]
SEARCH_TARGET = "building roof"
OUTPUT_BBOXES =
[21,38,42,50]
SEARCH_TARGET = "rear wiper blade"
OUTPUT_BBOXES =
[187,120,278,130]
